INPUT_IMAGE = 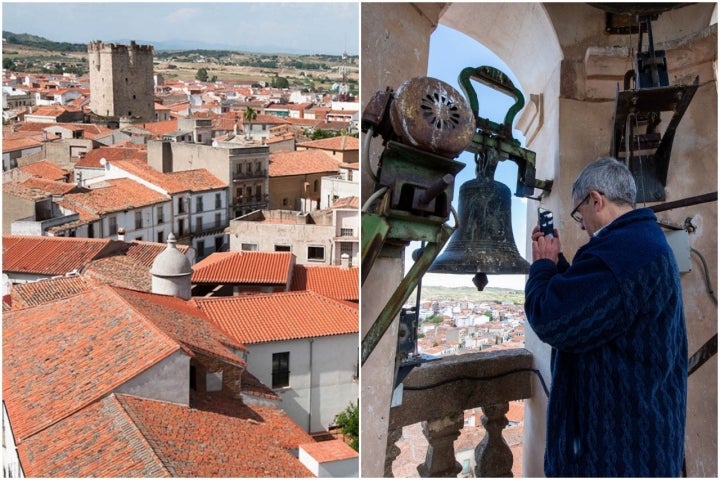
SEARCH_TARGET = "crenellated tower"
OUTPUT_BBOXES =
[88,40,155,126]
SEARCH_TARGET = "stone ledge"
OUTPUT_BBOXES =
[390,348,534,428]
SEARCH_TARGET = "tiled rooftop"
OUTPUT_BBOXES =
[269,149,340,177]
[297,135,359,152]
[193,290,358,344]
[18,160,69,181]
[18,390,316,478]
[2,135,43,153]
[9,275,95,309]
[17,394,171,477]
[13,121,112,139]
[2,137,42,153]
[2,235,185,276]
[75,144,147,168]
[300,439,358,463]
[331,196,360,210]
[137,119,179,136]
[2,235,117,275]
[112,287,248,364]
[2,285,182,442]
[109,159,225,194]
[168,168,227,192]
[291,264,359,302]
[192,251,294,285]
[63,177,170,214]
[119,392,315,477]
[3,176,79,201]
[123,239,191,268]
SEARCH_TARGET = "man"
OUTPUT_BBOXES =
[525,157,687,477]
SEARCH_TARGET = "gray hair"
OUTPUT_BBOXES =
[571,157,637,208]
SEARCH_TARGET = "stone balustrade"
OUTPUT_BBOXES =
[387,348,534,477]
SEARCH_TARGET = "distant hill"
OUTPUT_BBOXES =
[2,31,86,52]
[409,285,525,305]
[2,30,357,57]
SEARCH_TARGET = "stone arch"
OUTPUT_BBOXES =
[439,3,562,97]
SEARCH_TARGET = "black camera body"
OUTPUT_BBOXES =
[538,208,554,238]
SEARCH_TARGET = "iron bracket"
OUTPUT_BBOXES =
[458,65,553,199]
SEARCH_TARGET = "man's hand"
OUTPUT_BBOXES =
[531,224,561,263]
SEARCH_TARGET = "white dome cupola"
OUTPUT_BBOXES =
[150,233,192,299]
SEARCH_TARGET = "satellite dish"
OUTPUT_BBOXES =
[99,157,107,167]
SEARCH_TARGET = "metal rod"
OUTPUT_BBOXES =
[649,192,717,213]
[361,225,453,365]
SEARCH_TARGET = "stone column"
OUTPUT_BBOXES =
[475,402,513,477]
[417,412,464,477]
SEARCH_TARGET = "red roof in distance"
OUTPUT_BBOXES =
[194,290,358,344]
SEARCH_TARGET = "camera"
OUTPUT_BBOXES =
[538,208,554,238]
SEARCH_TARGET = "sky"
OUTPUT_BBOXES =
[405,24,530,291]
[1,2,359,56]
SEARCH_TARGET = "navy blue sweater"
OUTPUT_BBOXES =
[525,208,687,477]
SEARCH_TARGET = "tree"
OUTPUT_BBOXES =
[195,67,208,82]
[335,401,358,451]
[3,58,17,71]
[243,107,257,139]
[272,75,289,89]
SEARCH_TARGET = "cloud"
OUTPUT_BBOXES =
[162,7,199,24]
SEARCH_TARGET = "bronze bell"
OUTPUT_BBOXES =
[428,153,530,290]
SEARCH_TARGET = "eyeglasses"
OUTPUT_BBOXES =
[570,191,603,223]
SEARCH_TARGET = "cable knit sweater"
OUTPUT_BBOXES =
[525,208,687,477]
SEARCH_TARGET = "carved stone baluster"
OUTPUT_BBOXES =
[475,402,513,477]
[417,412,463,477]
[385,425,403,477]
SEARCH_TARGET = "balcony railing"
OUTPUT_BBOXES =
[386,348,533,477]
[233,169,267,181]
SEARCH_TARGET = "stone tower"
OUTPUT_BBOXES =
[150,233,193,300]
[88,40,155,125]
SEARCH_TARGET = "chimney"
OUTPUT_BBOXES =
[298,440,358,478]
[341,253,350,269]
[2,274,11,308]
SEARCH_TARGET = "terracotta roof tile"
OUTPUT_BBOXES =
[331,196,360,209]
[291,264,358,301]
[194,290,358,344]
[75,145,147,168]
[192,251,294,285]
[118,392,315,477]
[29,105,68,117]
[269,150,340,177]
[20,176,78,194]
[124,239,191,267]
[63,177,170,214]
[138,119,179,136]
[52,198,101,223]
[300,439,358,462]
[241,370,281,401]
[296,135,359,152]
[81,255,154,291]
[108,158,186,192]
[2,285,182,441]
[2,235,116,275]
[18,394,171,478]
[168,169,227,191]
[13,121,113,139]
[2,181,55,201]
[18,160,69,181]
[9,275,95,309]
[2,135,43,153]
[3,235,190,287]
[112,287,248,364]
